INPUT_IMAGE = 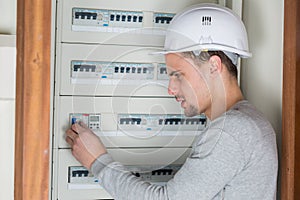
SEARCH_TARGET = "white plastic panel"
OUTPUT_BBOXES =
[58,43,170,96]
[54,148,191,200]
[57,0,219,45]
[0,100,15,200]
[0,35,15,200]
[54,97,206,148]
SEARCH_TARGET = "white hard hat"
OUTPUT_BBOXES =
[155,3,252,58]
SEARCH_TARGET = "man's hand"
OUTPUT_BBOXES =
[65,121,107,170]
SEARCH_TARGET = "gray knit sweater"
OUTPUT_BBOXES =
[91,100,278,199]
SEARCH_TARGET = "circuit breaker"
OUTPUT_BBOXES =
[51,0,243,199]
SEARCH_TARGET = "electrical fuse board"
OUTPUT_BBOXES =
[69,113,206,139]
[72,8,175,35]
[117,113,206,134]
[72,8,144,29]
[53,148,191,200]
[54,96,206,149]
[57,0,219,45]
[57,43,169,96]
[51,1,244,199]
[68,164,180,190]
[71,61,157,83]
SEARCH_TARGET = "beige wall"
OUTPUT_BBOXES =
[241,0,283,135]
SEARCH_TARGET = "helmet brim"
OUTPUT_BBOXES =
[150,44,252,58]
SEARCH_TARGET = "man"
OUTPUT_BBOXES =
[66,4,278,199]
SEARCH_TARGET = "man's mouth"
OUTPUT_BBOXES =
[175,96,186,107]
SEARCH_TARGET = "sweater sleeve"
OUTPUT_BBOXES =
[91,129,244,200]
[91,155,169,200]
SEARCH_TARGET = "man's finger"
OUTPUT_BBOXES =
[72,121,89,133]
[78,121,89,129]
[65,135,74,145]
[66,128,79,140]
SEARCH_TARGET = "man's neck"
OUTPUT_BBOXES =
[205,82,243,120]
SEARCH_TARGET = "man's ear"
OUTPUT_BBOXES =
[208,55,222,76]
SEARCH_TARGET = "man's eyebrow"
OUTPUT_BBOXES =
[168,70,181,76]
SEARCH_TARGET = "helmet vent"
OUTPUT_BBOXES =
[202,16,212,25]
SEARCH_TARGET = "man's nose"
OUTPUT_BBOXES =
[168,88,175,95]
[168,80,176,95]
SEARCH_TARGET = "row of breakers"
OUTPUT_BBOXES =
[69,164,181,189]
[58,44,169,96]
[71,113,207,131]
[74,10,173,25]
[73,8,174,27]
[55,97,207,148]
[71,61,168,81]
[54,148,191,199]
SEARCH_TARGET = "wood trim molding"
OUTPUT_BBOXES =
[14,0,51,199]
[282,0,300,199]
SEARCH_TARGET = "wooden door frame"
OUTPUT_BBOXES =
[14,0,299,199]
[281,0,300,199]
[14,0,51,199]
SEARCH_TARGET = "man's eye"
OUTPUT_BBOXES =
[174,73,181,78]
[169,71,182,79]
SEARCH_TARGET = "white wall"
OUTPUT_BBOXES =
[0,35,16,200]
[241,0,283,135]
